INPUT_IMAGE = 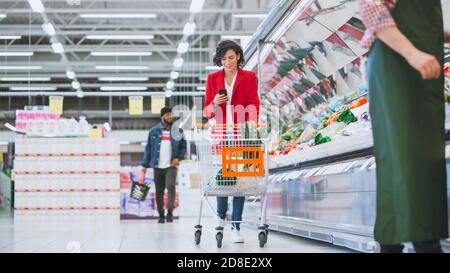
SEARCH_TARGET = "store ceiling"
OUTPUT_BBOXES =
[0,0,275,96]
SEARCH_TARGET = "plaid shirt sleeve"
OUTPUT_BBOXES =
[359,0,398,49]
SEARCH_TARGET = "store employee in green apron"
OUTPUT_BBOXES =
[359,0,450,253]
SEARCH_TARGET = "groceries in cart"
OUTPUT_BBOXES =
[215,169,237,186]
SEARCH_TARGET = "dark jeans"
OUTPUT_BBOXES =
[154,167,177,217]
[217,196,245,230]
[380,240,443,253]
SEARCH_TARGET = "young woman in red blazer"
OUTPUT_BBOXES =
[203,40,260,243]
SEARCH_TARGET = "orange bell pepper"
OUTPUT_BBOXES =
[349,97,368,109]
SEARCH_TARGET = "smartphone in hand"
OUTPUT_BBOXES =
[218,89,227,97]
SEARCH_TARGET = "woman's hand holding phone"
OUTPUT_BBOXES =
[213,90,228,106]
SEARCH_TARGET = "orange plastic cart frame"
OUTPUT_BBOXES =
[221,146,265,177]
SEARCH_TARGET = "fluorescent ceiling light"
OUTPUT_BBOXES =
[221,35,252,40]
[173,57,184,68]
[86,35,154,40]
[205,66,222,70]
[10,86,57,91]
[0,14,6,19]
[0,66,42,70]
[170,71,179,80]
[71,81,80,89]
[166,81,175,89]
[42,22,56,36]
[90,51,152,56]
[1,77,50,81]
[98,77,148,81]
[95,65,149,70]
[233,14,267,19]
[27,0,45,13]
[183,22,196,36]
[0,52,33,57]
[177,42,189,54]
[100,86,148,91]
[0,36,21,40]
[190,0,205,13]
[66,69,75,79]
[80,14,157,18]
[196,86,206,91]
[51,42,64,54]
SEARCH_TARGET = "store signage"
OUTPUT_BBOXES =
[49,96,63,115]
[151,96,165,114]
[128,96,144,115]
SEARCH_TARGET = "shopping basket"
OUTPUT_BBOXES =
[129,181,151,201]
[192,122,271,248]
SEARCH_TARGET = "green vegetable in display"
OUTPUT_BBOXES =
[282,134,292,141]
[281,124,289,134]
[314,133,332,145]
[292,128,303,138]
[336,107,358,124]
[317,117,329,130]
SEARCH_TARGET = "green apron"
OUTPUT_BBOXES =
[367,0,448,244]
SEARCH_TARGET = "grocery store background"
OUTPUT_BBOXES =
[0,0,449,253]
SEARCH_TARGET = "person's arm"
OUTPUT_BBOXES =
[247,73,260,122]
[172,129,187,168]
[359,0,440,80]
[203,75,227,120]
[376,27,441,80]
[359,0,398,48]
[203,75,216,119]
[445,28,450,43]
[140,130,152,183]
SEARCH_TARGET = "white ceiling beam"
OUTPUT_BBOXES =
[2,45,215,52]
[4,8,271,14]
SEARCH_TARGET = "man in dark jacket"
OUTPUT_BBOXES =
[139,107,187,223]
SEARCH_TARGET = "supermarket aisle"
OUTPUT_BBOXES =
[0,216,353,253]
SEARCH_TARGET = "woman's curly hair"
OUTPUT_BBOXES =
[213,40,245,67]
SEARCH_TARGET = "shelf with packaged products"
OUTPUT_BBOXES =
[13,137,121,219]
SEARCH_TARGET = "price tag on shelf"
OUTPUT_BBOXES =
[89,128,102,139]
[151,96,165,115]
[49,96,64,115]
[0,153,3,163]
[128,96,144,116]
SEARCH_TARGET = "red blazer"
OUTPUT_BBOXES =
[204,68,260,125]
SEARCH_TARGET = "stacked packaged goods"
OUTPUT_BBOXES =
[13,137,120,222]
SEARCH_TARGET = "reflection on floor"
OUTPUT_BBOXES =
[0,216,354,253]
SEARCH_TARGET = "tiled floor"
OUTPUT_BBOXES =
[0,216,354,253]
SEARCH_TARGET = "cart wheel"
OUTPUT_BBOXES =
[216,232,223,248]
[195,230,202,245]
[258,231,267,248]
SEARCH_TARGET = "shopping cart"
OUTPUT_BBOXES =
[193,123,270,248]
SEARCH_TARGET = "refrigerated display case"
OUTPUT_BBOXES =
[242,0,450,252]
